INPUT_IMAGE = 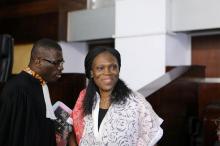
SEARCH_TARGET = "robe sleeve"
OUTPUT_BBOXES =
[0,75,56,146]
[136,92,163,146]
[0,88,30,146]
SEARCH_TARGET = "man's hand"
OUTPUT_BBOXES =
[69,132,78,146]
[56,133,67,146]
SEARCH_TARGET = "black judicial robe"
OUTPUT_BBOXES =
[0,71,56,146]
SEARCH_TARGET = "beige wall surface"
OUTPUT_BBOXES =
[13,44,33,74]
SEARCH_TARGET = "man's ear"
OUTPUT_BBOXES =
[34,58,41,66]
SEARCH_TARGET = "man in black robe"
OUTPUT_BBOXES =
[0,38,64,146]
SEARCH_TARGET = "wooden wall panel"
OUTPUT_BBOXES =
[48,73,86,109]
[192,35,220,77]
[197,83,220,146]
[198,83,220,118]
[0,0,86,43]
[0,13,59,43]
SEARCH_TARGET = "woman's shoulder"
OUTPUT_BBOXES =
[74,89,86,107]
[79,88,86,95]
[127,91,153,108]
[128,91,145,102]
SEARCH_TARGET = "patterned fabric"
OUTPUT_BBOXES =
[23,67,46,85]
[72,89,86,144]
[72,91,163,146]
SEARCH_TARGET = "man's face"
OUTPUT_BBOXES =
[39,49,64,82]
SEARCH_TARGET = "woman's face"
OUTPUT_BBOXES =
[91,51,119,93]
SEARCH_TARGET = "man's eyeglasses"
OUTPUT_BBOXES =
[41,58,64,66]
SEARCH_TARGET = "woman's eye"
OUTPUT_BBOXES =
[109,64,118,70]
[96,66,104,71]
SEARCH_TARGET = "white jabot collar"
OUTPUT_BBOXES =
[42,84,57,120]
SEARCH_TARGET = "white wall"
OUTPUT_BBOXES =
[59,41,88,73]
[116,35,166,90]
[87,0,115,9]
[115,0,166,37]
[166,0,191,66]
[115,0,166,90]
[166,33,191,66]
[67,7,115,41]
[171,0,220,31]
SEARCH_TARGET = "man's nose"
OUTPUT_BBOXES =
[58,63,64,71]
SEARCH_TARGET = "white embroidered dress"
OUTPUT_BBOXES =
[79,92,163,146]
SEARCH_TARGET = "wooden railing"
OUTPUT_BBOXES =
[138,65,205,146]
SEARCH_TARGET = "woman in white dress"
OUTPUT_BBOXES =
[70,47,163,146]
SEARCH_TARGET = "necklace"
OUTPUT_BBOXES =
[23,67,46,85]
